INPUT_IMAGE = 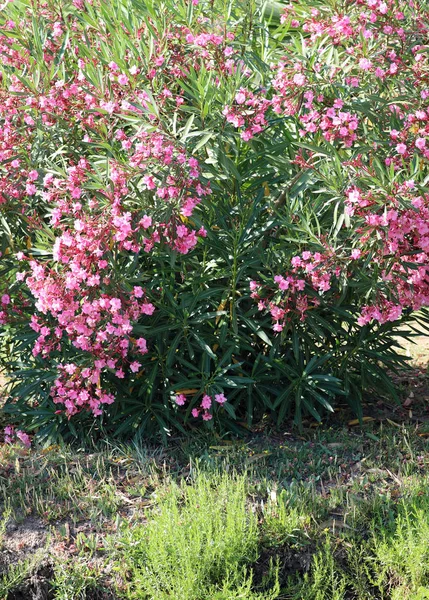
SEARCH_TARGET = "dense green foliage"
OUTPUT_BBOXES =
[1,0,429,441]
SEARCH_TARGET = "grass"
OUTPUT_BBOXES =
[1,406,429,599]
[113,471,277,600]
[1,340,429,599]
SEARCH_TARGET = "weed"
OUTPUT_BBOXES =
[113,471,277,599]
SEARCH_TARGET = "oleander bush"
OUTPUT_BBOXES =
[1,0,429,442]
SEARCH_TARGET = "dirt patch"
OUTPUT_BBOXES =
[4,516,47,551]
[6,564,53,600]
[251,543,314,589]
[395,320,429,367]
[0,515,119,599]
[6,563,118,600]
[1,517,47,574]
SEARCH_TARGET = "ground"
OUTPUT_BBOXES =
[1,337,429,599]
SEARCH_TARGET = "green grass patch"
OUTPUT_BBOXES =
[113,471,279,599]
[2,411,429,598]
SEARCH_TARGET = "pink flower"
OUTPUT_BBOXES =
[235,91,246,104]
[130,361,141,373]
[214,393,227,404]
[249,280,259,291]
[293,73,306,86]
[291,256,302,267]
[117,74,129,85]
[110,298,122,312]
[136,338,148,353]
[141,303,155,315]
[416,137,426,151]
[16,430,31,448]
[274,275,289,290]
[396,143,407,155]
[351,249,361,259]
[192,408,199,417]
[201,394,212,409]
[202,412,212,421]
[140,215,152,229]
[1,294,10,305]
[175,394,186,406]
[358,58,372,70]
[26,183,37,195]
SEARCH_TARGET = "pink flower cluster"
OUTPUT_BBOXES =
[387,106,429,165]
[357,302,403,326]
[126,129,212,223]
[281,0,408,46]
[18,138,211,416]
[299,102,359,148]
[241,0,429,330]
[1,2,240,422]
[226,64,360,149]
[250,248,342,331]
[174,392,227,421]
[271,61,307,117]
[223,88,271,141]
[346,183,429,324]
[4,426,31,448]
[0,292,10,326]
[24,246,152,415]
[2,112,211,419]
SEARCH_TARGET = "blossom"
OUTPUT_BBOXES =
[416,137,426,151]
[358,58,372,70]
[117,74,129,85]
[133,286,144,298]
[140,215,152,228]
[16,430,31,448]
[214,393,227,404]
[136,338,148,353]
[3,427,31,447]
[26,183,36,195]
[175,394,186,406]
[249,280,259,291]
[201,395,212,409]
